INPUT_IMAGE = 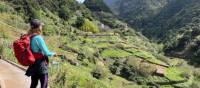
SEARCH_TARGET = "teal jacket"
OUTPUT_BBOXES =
[26,35,55,76]
[30,35,55,57]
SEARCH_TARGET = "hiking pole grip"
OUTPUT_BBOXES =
[55,54,67,60]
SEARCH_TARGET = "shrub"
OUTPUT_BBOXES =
[126,56,156,77]
[58,6,71,20]
[80,19,100,33]
[0,44,4,57]
[190,82,200,88]
[74,17,85,28]
[91,66,108,79]
[126,56,141,67]
[4,47,17,62]
[43,25,56,36]
[193,69,200,79]
[0,2,14,13]
[29,7,41,20]
[54,70,67,87]
[138,63,156,77]
[49,63,68,88]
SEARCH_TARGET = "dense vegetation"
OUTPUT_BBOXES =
[103,0,170,30]
[0,0,200,88]
[105,0,200,65]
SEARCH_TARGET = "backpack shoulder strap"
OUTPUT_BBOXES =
[30,34,38,40]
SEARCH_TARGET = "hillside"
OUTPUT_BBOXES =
[103,0,170,29]
[154,0,200,64]
[0,0,200,88]
[104,0,200,65]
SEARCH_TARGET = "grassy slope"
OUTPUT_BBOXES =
[0,15,141,88]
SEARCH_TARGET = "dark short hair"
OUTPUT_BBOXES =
[30,19,44,29]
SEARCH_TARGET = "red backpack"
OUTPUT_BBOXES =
[13,34,44,66]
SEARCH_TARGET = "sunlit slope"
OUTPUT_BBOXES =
[0,0,198,88]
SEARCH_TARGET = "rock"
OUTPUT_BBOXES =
[155,65,166,76]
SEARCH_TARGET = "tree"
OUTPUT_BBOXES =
[58,6,71,20]
[74,17,85,28]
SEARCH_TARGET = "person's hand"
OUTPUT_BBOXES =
[54,54,63,57]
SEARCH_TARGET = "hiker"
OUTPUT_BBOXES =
[25,19,57,88]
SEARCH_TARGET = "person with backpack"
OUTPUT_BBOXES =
[25,19,57,88]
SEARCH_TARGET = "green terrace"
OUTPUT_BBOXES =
[0,0,198,87]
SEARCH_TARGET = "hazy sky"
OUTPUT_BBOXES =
[76,0,85,3]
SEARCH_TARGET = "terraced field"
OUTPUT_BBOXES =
[0,0,199,88]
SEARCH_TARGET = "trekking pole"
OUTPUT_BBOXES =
[58,27,61,47]
[56,25,63,48]
[15,11,18,30]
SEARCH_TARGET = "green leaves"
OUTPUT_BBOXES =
[80,19,100,33]
[58,7,71,20]
[43,25,56,36]
[0,2,14,13]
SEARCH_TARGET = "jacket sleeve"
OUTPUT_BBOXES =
[35,35,55,57]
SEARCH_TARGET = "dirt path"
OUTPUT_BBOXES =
[0,59,31,88]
